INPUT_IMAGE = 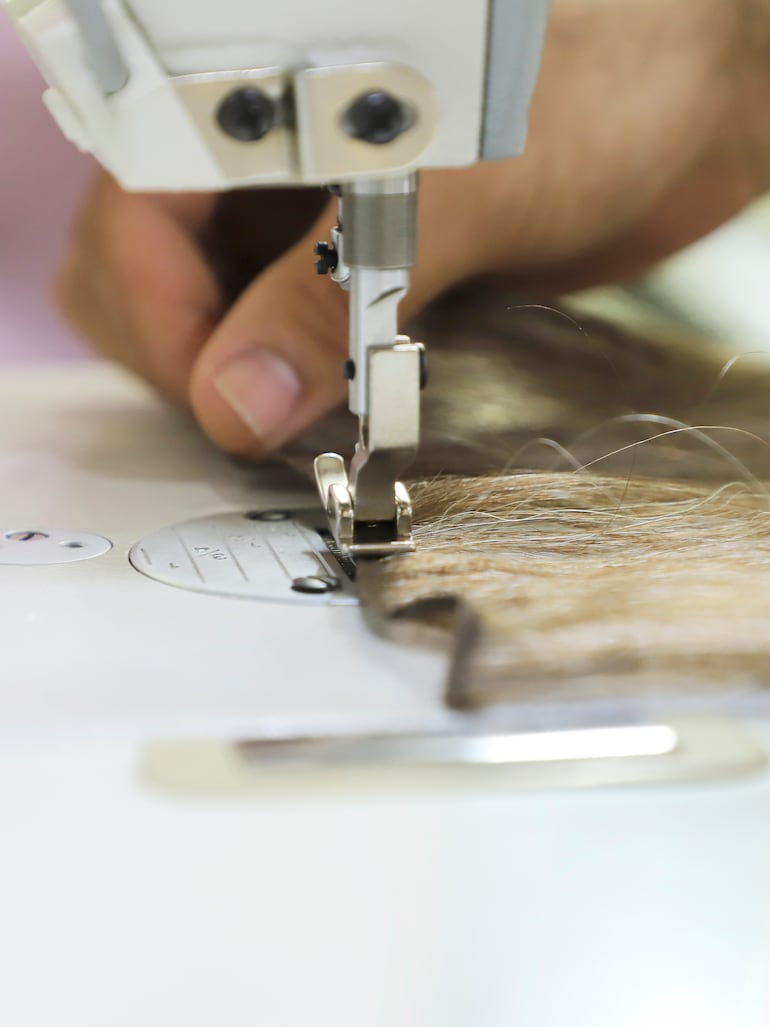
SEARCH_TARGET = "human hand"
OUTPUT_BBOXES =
[55,0,770,455]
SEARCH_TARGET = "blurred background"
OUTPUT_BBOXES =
[3,15,770,368]
[0,16,91,363]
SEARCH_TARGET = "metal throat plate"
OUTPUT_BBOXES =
[129,509,357,606]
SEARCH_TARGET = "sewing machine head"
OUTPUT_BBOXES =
[4,0,549,557]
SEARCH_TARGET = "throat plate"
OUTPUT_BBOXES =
[129,509,357,606]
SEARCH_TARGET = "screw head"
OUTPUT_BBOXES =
[216,88,277,142]
[245,510,290,522]
[342,91,412,145]
[291,575,341,595]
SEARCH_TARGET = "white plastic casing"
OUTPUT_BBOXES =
[2,0,548,190]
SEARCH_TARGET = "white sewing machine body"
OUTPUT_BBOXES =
[5,0,549,189]
[2,362,770,1027]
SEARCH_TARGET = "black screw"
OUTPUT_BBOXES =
[216,88,277,142]
[342,91,412,145]
[291,575,340,595]
[314,240,339,275]
[343,359,356,381]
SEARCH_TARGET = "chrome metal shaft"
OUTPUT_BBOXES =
[313,173,422,556]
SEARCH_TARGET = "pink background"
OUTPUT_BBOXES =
[0,17,93,363]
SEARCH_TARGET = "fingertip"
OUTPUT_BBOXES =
[189,246,350,456]
[211,349,302,453]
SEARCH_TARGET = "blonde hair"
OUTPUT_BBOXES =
[304,287,770,708]
[359,474,770,708]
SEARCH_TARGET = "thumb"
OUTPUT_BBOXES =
[189,170,488,455]
[189,196,349,455]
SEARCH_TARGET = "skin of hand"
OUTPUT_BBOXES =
[55,0,770,457]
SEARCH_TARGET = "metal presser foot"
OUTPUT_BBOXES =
[314,335,424,558]
[312,173,423,558]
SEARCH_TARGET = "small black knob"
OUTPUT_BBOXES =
[342,91,412,145]
[216,88,276,142]
[314,240,339,275]
[342,359,356,381]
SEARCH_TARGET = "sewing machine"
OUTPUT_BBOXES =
[5,4,770,1026]
[5,0,549,555]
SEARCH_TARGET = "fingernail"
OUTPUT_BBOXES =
[213,350,301,443]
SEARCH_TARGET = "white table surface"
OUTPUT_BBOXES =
[2,362,770,1027]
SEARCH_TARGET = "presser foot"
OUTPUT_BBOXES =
[314,452,415,558]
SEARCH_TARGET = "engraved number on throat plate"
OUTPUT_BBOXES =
[129,510,357,605]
